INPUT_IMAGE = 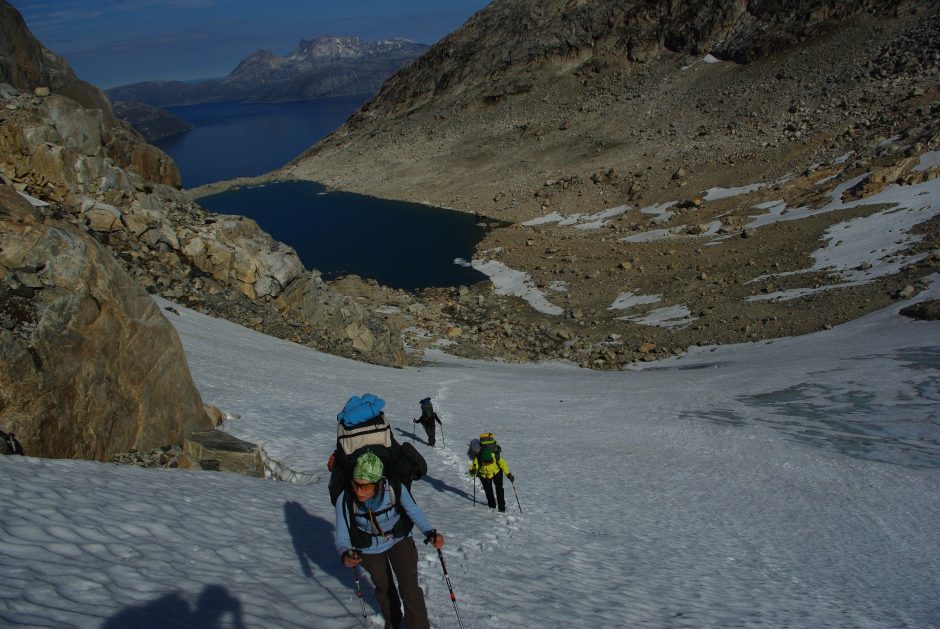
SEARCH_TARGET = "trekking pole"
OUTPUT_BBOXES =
[509,477,523,514]
[351,565,367,625]
[424,532,465,629]
[411,419,416,444]
[440,423,445,448]
[472,475,477,507]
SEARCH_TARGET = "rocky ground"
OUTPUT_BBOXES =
[273,6,940,368]
[10,3,937,376]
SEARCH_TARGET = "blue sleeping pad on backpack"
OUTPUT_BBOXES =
[337,393,386,427]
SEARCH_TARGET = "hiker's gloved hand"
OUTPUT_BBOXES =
[342,549,362,567]
[424,530,445,550]
[327,452,335,472]
[507,473,514,482]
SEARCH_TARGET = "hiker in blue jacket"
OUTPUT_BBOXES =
[336,451,445,629]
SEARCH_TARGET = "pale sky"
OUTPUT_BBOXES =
[13,0,490,89]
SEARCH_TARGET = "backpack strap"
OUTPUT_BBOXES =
[343,479,414,549]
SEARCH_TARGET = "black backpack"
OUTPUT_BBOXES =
[329,441,426,505]
[1,430,24,456]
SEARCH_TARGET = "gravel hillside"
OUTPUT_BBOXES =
[278,0,940,367]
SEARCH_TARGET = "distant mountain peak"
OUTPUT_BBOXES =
[106,35,430,108]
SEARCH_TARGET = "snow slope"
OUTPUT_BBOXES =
[1,283,938,627]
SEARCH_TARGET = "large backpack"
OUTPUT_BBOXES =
[467,432,501,463]
[1,430,24,456]
[336,415,393,455]
[330,443,426,505]
[329,399,427,505]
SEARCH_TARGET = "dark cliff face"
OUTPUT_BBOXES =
[346,0,907,123]
[105,36,430,107]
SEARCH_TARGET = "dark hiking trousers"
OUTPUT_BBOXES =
[418,419,436,446]
[360,537,429,629]
[383,558,403,629]
[480,472,506,512]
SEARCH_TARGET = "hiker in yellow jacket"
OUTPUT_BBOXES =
[469,448,513,512]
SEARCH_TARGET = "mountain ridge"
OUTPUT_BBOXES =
[105,35,430,107]
[2,0,938,377]
[283,0,940,365]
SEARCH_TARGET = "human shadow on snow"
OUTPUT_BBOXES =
[394,425,429,446]
[419,472,474,504]
[101,584,246,629]
[283,500,380,616]
[393,427,475,503]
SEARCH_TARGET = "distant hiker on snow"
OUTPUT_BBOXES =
[413,397,443,446]
[468,432,513,512]
[335,451,445,629]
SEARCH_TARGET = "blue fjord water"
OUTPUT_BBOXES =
[198,181,489,291]
[155,96,367,188]
[156,98,488,290]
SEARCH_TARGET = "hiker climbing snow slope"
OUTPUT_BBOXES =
[468,433,514,512]
[414,397,443,446]
[335,451,445,629]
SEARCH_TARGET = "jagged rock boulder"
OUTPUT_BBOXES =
[275,272,412,365]
[181,215,306,300]
[184,430,264,477]
[0,185,213,460]
[0,87,183,204]
[900,299,940,321]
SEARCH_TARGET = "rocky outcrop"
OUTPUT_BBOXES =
[0,0,418,469]
[275,273,411,366]
[105,36,429,107]
[0,185,214,460]
[183,430,264,477]
[0,87,182,197]
[900,299,940,321]
[0,0,110,114]
[1,81,415,368]
[0,1,181,189]
[112,100,192,142]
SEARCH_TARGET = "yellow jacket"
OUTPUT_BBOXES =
[469,455,510,480]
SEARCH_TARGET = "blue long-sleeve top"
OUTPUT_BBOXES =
[334,482,434,556]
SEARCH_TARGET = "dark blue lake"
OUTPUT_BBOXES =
[198,181,489,291]
[154,96,367,188]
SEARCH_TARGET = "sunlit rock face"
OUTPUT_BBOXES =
[0,186,213,460]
